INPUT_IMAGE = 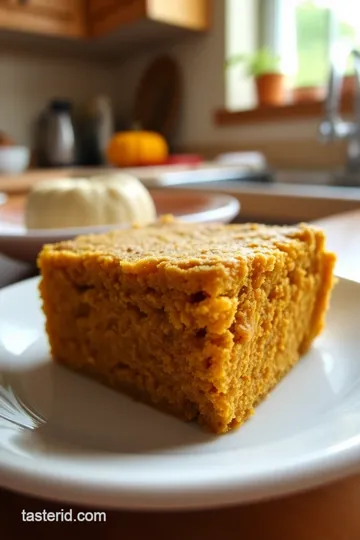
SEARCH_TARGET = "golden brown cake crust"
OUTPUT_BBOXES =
[38,221,336,434]
[44,221,323,265]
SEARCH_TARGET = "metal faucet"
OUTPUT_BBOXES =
[319,46,360,185]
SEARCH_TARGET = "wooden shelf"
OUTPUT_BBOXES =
[214,93,354,126]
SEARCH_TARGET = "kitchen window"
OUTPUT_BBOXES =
[225,0,360,113]
[271,0,360,87]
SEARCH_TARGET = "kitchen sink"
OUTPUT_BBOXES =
[273,169,360,187]
[274,170,333,186]
[183,165,360,224]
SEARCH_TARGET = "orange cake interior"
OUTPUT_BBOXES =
[38,221,336,434]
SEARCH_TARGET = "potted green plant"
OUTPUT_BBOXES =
[226,48,286,107]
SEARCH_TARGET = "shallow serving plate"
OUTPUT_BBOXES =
[0,189,240,263]
[0,276,360,510]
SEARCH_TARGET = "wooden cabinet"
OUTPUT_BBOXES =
[0,0,210,45]
[148,0,210,31]
[0,0,86,38]
[87,0,210,38]
[87,0,146,37]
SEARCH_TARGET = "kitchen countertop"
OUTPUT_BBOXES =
[0,163,267,192]
[2,168,360,223]
[2,209,360,539]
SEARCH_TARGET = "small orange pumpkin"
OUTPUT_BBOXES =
[106,131,168,167]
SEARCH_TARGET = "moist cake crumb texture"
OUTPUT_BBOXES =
[37,221,336,434]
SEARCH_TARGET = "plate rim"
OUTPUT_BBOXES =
[0,190,240,239]
[1,443,360,510]
[0,276,360,510]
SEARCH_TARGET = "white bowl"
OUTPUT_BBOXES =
[0,146,30,174]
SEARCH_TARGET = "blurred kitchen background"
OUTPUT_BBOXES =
[1,0,360,224]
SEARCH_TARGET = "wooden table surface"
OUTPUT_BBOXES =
[2,209,360,539]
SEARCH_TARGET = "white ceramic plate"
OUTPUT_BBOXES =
[0,276,360,510]
[0,189,240,263]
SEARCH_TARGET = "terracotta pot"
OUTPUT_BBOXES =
[291,86,325,103]
[342,74,356,97]
[255,73,286,107]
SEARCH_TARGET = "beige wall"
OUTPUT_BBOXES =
[114,0,320,150]
[113,0,226,146]
[0,51,119,146]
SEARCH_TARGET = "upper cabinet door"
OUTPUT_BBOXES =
[9,0,77,18]
[0,0,86,37]
[88,0,146,37]
[147,0,210,31]
[88,0,210,37]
